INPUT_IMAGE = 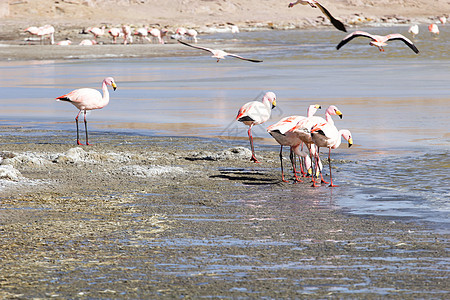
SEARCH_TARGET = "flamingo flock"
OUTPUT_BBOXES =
[44,9,446,187]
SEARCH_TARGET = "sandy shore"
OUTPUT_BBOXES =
[0,128,448,298]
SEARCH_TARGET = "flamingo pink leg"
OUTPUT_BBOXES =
[328,147,338,187]
[311,150,320,187]
[75,111,84,145]
[248,124,260,163]
[279,146,288,183]
[290,149,302,183]
[83,110,90,146]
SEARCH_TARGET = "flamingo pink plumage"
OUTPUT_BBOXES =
[311,123,353,187]
[267,104,321,182]
[236,92,277,163]
[56,77,117,145]
[337,31,419,54]
[149,28,165,44]
[108,28,121,44]
[122,25,133,45]
[87,26,105,40]
[429,24,440,36]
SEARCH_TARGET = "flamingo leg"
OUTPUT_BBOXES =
[75,110,84,145]
[311,147,320,187]
[280,146,288,183]
[328,147,338,187]
[84,110,90,146]
[290,149,302,183]
[248,125,260,163]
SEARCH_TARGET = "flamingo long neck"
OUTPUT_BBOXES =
[262,97,272,110]
[101,81,110,106]
[325,112,335,126]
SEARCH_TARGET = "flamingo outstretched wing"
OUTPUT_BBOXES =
[177,39,215,54]
[315,2,347,32]
[336,31,375,50]
[386,34,420,54]
[227,53,263,63]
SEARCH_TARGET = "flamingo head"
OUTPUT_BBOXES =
[341,130,353,147]
[104,77,117,91]
[263,92,277,109]
[327,105,343,119]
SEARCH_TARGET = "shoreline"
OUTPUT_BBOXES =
[0,128,448,297]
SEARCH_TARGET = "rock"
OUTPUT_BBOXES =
[0,165,23,181]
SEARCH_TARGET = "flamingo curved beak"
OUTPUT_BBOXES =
[336,110,343,119]
[348,138,353,147]
[272,100,277,109]
[315,104,321,109]
[112,82,117,91]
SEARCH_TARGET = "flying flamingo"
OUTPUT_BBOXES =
[288,0,347,32]
[429,24,439,36]
[336,31,419,54]
[108,28,122,44]
[267,104,321,182]
[311,123,353,187]
[408,25,419,38]
[236,92,277,163]
[56,77,117,145]
[178,40,263,63]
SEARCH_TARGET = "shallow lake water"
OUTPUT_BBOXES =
[0,26,449,232]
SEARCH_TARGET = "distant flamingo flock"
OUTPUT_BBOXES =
[44,10,446,187]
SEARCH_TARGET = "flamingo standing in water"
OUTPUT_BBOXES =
[122,25,133,45]
[311,123,353,187]
[149,28,166,44]
[429,24,440,36]
[236,92,277,163]
[288,105,343,186]
[267,104,321,182]
[108,28,122,44]
[177,40,263,63]
[439,16,447,25]
[408,25,419,38]
[56,77,117,145]
[87,26,106,41]
[336,31,419,54]
[288,0,347,32]
[186,29,198,43]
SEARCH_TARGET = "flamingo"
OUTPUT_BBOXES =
[186,29,198,43]
[311,123,353,187]
[288,0,347,32]
[39,25,55,45]
[267,104,321,182]
[231,25,240,34]
[149,28,165,44]
[236,92,277,163]
[336,31,419,54]
[439,16,447,25]
[288,105,343,186]
[408,25,419,38]
[177,40,263,63]
[108,27,122,44]
[79,39,97,46]
[56,40,72,46]
[134,26,151,43]
[429,24,440,36]
[122,25,133,45]
[56,77,117,145]
[87,26,105,40]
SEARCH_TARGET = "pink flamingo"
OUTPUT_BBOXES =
[149,28,165,44]
[56,40,72,46]
[56,77,117,145]
[79,39,97,46]
[288,0,347,32]
[311,123,353,187]
[177,40,263,63]
[337,31,419,54]
[108,28,121,44]
[267,104,321,182]
[38,25,55,44]
[408,25,419,38]
[87,26,105,40]
[236,92,277,163]
[429,24,440,36]
[134,26,151,43]
[439,16,447,25]
[186,29,198,43]
[122,25,133,45]
[288,105,343,186]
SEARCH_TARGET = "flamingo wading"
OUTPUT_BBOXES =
[236,92,277,163]
[56,77,117,145]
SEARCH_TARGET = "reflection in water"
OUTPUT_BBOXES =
[0,26,449,230]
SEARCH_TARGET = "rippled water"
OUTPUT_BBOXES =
[0,25,448,231]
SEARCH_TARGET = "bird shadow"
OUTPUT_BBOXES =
[210,168,280,185]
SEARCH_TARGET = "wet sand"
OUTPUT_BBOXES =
[0,128,448,298]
